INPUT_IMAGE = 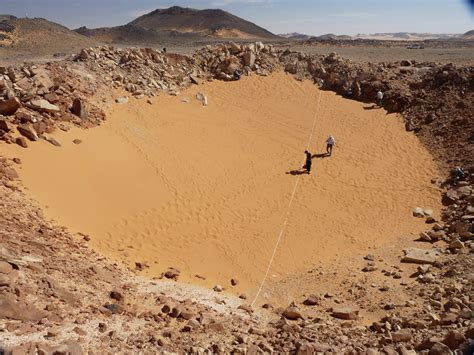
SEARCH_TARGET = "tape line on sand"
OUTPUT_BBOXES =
[250,90,323,307]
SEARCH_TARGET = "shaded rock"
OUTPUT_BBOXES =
[17,124,38,141]
[73,139,82,144]
[164,267,180,279]
[71,98,88,119]
[104,303,124,314]
[231,278,239,286]
[15,136,28,148]
[303,294,320,306]
[442,330,466,350]
[0,97,21,115]
[110,290,123,302]
[0,118,12,132]
[428,342,452,355]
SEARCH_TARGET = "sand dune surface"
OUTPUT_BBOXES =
[3,72,441,298]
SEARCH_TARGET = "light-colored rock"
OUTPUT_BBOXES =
[413,207,424,218]
[28,99,60,113]
[115,96,129,104]
[401,248,439,264]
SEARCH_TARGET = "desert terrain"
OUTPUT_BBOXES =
[0,6,473,354]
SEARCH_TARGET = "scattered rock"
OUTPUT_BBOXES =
[303,294,320,306]
[0,97,21,115]
[17,124,38,141]
[15,136,28,148]
[331,307,358,320]
[282,307,302,320]
[401,248,439,264]
[27,99,60,113]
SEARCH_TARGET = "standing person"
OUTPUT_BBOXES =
[376,90,384,107]
[303,150,312,174]
[326,135,336,156]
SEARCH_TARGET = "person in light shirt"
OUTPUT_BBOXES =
[326,135,336,157]
[376,90,384,107]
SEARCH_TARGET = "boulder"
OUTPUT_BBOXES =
[28,99,60,113]
[282,307,302,320]
[15,136,28,148]
[401,248,439,264]
[0,118,12,132]
[0,294,47,321]
[116,96,129,104]
[0,97,21,115]
[442,330,466,350]
[190,75,202,85]
[71,98,88,119]
[331,307,358,320]
[17,124,38,141]
[303,294,320,306]
[243,52,256,67]
[413,207,425,218]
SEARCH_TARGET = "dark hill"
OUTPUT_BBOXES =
[76,6,279,43]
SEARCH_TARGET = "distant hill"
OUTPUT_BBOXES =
[77,6,279,43]
[462,30,474,40]
[279,32,311,40]
[355,32,462,41]
[0,15,98,57]
[311,33,353,41]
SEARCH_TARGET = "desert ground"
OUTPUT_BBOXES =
[0,34,472,352]
[2,72,441,302]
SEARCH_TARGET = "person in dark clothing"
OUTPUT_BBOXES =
[234,69,242,80]
[303,150,312,174]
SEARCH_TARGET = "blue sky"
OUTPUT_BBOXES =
[1,0,473,35]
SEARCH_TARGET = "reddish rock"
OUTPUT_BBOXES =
[0,97,21,115]
[0,294,47,321]
[282,307,302,320]
[0,118,12,132]
[15,136,28,148]
[17,124,38,141]
[442,330,466,350]
[331,307,359,320]
[303,294,320,306]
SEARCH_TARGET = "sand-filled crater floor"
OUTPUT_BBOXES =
[3,72,441,300]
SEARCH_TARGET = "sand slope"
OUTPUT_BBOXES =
[3,72,440,297]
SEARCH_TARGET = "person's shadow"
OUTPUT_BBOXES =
[363,104,380,110]
[286,169,308,176]
[312,153,329,159]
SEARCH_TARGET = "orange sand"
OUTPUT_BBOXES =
[2,72,441,297]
